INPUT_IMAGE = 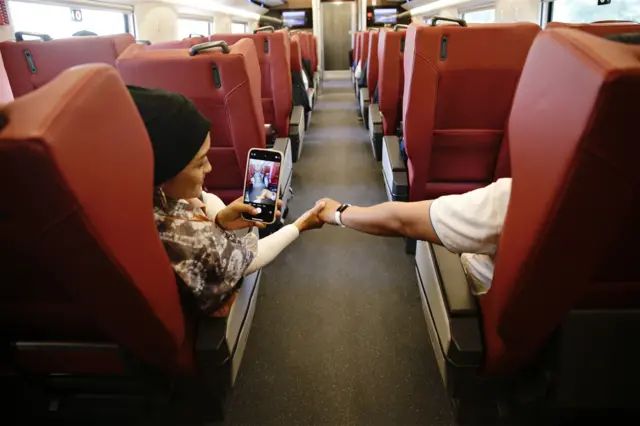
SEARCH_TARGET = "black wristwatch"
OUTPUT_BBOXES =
[335,204,351,227]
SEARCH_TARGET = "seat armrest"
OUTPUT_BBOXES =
[415,242,483,370]
[290,105,304,127]
[431,245,478,316]
[383,136,405,171]
[360,87,370,103]
[369,103,382,125]
[381,136,408,202]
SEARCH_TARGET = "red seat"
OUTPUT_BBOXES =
[0,33,135,98]
[485,28,640,379]
[417,28,640,416]
[208,33,292,138]
[116,39,266,204]
[403,22,540,201]
[0,64,190,377]
[290,35,313,112]
[366,30,381,100]
[546,21,640,37]
[377,29,405,135]
[357,32,370,77]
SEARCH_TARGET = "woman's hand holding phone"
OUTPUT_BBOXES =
[216,197,283,230]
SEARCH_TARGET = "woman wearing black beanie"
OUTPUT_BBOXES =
[128,86,325,317]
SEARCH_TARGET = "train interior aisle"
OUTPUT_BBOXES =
[222,71,453,425]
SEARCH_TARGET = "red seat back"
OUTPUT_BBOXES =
[357,32,370,70]
[482,28,640,374]
[377,29,405,135]
[403,23,540,201]
[117,39,265,204]
[546,21,640,37]
[0,33,135,98]
[290,36,304,73]
[0,64,190,375]
[366,31,380,99]
[208,33,292,137]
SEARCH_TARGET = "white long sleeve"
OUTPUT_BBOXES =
[201,191,300,276]
[244,224,299,275]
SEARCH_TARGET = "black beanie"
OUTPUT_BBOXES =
[128,86,211,186]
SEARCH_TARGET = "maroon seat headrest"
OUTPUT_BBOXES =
[482,28,640,374]
[0,64,188,374]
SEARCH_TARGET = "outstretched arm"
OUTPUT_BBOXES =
[317,198,442,244]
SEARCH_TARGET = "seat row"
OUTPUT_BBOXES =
[0,28,322,207]
[354,20,640,202]
[357,20,640,418]
[0,28,319,420]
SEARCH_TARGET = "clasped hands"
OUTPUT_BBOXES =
[187,196,344,233]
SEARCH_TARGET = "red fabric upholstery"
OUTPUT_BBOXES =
[298,32,312,69]
[290,38,303,72]
[546,21,640,37]
[209,33,292,137]
[481,29,640,375]
[0,33,135,98]
[146,36,208,50]
[378,30,405,135]
[366,31,380,99]
[403,23,540,201]
[358,32,370,69]
[117,39,265,204]
[0,64,191,375]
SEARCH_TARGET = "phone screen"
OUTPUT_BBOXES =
[242,149,282,224]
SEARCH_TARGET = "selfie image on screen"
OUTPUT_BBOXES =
[244,159,280,206]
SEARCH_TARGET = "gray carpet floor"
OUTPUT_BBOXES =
[222,73,455,425]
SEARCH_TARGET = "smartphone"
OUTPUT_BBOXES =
[241,148,282,224]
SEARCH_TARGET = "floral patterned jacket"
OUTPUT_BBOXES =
[154,191,258,316]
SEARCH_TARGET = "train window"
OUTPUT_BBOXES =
[231,22,247,34]
[8,1,131,39]
[461,8,496,23]
[552,0,640,23]
[177,18,211,39]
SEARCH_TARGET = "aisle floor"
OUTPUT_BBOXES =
[222,72,455,425]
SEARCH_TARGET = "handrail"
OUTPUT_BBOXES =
[15,32,52,42]
[254,26,275,34]
[430,16,468,27]
[394,24,408,32]
[136,40,151,45]
[189,41,230,56]
[189,33,205,38]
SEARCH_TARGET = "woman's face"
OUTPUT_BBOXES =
[162,134,212,200]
